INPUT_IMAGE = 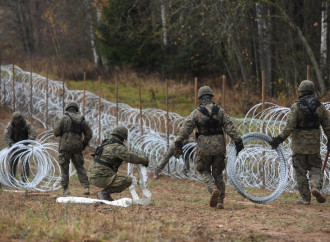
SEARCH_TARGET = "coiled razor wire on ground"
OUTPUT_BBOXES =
[0,65,330,193]
[0,131,69,191]
[227,132,288,203]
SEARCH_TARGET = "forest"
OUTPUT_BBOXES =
[0,0,329,98]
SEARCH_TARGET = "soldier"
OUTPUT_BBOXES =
[174,86,244,209]
[270,80,330,205]
[89,125,149,201]
[4,111,36,181]
[153,136,195,179]
[53,102,93,195]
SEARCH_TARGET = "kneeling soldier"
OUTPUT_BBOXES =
[89,125,149,201]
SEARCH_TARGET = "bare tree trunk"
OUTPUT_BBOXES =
[7,0,35,54]
[269,0,326,94]
[84,0,101,66]
[320,0,328,87]
[160,0,168,58]
[256,2,272,94]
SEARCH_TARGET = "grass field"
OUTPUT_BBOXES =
[0,107,330,241]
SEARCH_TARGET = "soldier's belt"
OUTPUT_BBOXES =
[94,159,118,172]
[296,126,319,130]
[196,130,223,139]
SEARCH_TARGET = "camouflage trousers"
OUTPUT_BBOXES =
[59,152,89,189]
[155,143,190,173]
[90,174,132,194]
[292,153,322,201]
[195,151,226,202]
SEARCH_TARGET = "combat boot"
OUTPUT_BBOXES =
[84,187,90,195]
[63,187,71,195]
[216,198,224,209]
[97,190,114,201]
[296,199,310,205]
[153,168,160,179]
[311,188,326,203]
[210,189,220,207]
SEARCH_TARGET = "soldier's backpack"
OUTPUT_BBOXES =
[296,97,321,129]
[196,104,223,138]
[92,138,124,172]
[65,113,85,135]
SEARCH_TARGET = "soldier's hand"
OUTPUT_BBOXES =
[269,136,284,149]
[174,141,183,158]
[235,138,244,155]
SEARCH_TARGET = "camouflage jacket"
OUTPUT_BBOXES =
[4,120,36,146]
[89,135,148,183]
[53,110,93,153]
[175,100,241,156]
[279,95,330,154]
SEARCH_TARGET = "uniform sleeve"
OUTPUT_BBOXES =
[114,145,149,165]
[279,105,298,140]
[26,122,37,140]
[319,104,330,138]
[222,111,241,142]
[53,117,63,137]
[82,120,93,145]
[176,111,197,142]
[4,123,14,145]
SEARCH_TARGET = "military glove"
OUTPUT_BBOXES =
[82,142,89,151]
[269,136,284,149]
[142,156,149,167]
[235,138,244,155]
[174,141,183,158]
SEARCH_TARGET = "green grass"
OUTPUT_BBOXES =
[66,80,196,116]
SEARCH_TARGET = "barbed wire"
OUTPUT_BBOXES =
[0,65,329,194]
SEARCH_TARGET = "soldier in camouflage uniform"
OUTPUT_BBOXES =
[270,80,330,205]
[4,111,36,181]
[174,86,244,209]
[153,136,195,179]
[53,102,93,195]
[89,125,149,201]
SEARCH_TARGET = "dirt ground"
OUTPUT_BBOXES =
[0,105,330,241]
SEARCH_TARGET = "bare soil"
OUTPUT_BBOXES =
[0,105,329,241]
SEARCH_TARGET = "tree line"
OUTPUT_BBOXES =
[0,0,329,97]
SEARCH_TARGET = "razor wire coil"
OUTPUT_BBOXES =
[227,132,288,203]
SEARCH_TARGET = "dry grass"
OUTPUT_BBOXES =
[1,172,330,241]
[0,112,330,241]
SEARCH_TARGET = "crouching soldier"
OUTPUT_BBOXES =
[4,111,36,182]
[89,125,149,201]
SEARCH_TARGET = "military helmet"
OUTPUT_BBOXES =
[12,111,23,122]
[111,125,128,140]
[298,80,315,93]
[198,86,214,99]
[65,102,79,112]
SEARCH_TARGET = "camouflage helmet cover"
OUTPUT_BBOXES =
[65,102,79,111]
[12,111,23,121]
[298,80,315,93]
[198,86,214,99]
[111,125,128,140]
